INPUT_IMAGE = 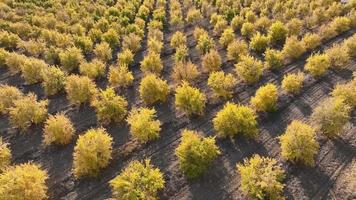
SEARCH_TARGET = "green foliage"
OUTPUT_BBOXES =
[0,84,23,114]
[117,49,134,66]
[235,55,264,84]
[330,16,351,33]
[302,33,321,50]
[41,66,66,96]
[173,45,188,63]
[108,64,134,88]
[202,49,222,72]
[110,159,165,200]
[0,48,8,67]
[170,31,186,49]
[227,39,248,62]
[231,15,244,31]
[343,35,356,58]
[264,48,284,70]
[251,83,278,112]
[172,61,200,84]
[282,36,306,61]
[91,88,128,124]
[279,120,319,166]
[94,42,112,62]
[65,75,97,106]
[102,28,120,48]
[207,71,237,99]
[59,47,84,72]
[140,52,163,75]
[241,22,256,38]
[186,8,202,24]
[305,53,331,77]
[325,44,350,70]
[139,74,169,105]
[219,28,235,48]
[0,31,20,50]
[126,107,161,142]
[20,58,48,84]
[147,38,163,54]
[237,155,285,200]
[196,33,215,55]
[175,129,220,179]
[331,79,356,109]
[268,21,288,45]
[122,33,142,53]
[250,33,269,53]
[9,93,48,131]
[0,138,11,173]
[5,52,27,74]
[74,36,93,54]
[213,19,228,36]
[286,18,303,36]
[311,97,351,138]
[79,59,106,79]
[213,102,258,138]
[175,81,206,116]
[0,163,48,200]
[73,128,113,177]
[43,113,74,146]
[281,72,305,94]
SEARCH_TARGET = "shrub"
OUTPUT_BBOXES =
[231,15,244,31]
[172,61,200,84]
[65,75,97,106]
[319,24,338,41]
[193,27,207,41]
[110,159,164,200]
[44,47,61,66]
[202,49,222,72]
[122,33,142,53]
[41,66,66,96]
[235,55,263,84]
[281,72,305,95]
[5,52,27,73]
[0,31,20,50]
[241,22,256,38]
[282,36,306,61]
[251,83,278,112]
[102,28,120,48]
[330,17,351,33]
[88,28,102,43]
[147,38,163,54]
[250,33,269,53]
[108,64,134,88]
[9,93,48,131]
[43,113,74,146]
[279,120,319,166]
[196,33,215,54]
[302,33,321,50]
[175,129,220,179]
[59,47,84,72]
[74,36,93,54]
[264,48,284,70]
[139,74,169,105]
[79,59,106,79]
[117,49,134,66]
[213,102,258,138]
[186,8,202,24]
[343,35,356,58]
[255,16,271,33]
[173,45,188,63]
[286,18,303,36]
[175,81,206,116]
[94,42,112,63]
[208,71,237,99]
[331,79,356,109]
[73,128,113,177]
[91,87,128,124]
[237,155,285,200]
[0,163,48,200]
[325,44,350,70]
[140,52,163,74]
[170,31,186,49]
[0,48,8,67]
[227,39,248,62]
[20,40,46,58]
[311,97,351,138]
[0,138,11,172]
[305,53,331,77]
[126,107,161,142]
[20,58,47,84]
[268,21,288,45]
[219,28,235,48]
[213,19,228,36]
[0,85,23,114]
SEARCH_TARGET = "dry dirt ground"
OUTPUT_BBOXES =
[0,4,355,200]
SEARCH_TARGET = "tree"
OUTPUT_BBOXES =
[0,84,23,114]
[207,71,237,99]
[73,128,113,177]
[281,72,305,94]
[235,55,264,84]
[59,47,84,72]
[41,66,66,96]
[0,138,11,173]
[311,97,351,138]
[237,155,285,200]
[110,159,165,200]
[202,49,222,72]
[250,83,278,112]
[139,74,169,105]
[264,48,284,70]
[175,129,220,179]
[79,59,106,79]
[213,102,258,138]
[0,163,48,200]
[227,39,248,62]
[65,75,97,106]
[305,53,331,77]
[268,21,288,45]
[331,79,356,109]
[140,52,163,74]
[108,64,134,88]
[43,113,75,146]
[175,81,206,116]
[91,88,128,124]
[126,107,161,142]
[279,120,319,166]
[9,93,48,131]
